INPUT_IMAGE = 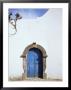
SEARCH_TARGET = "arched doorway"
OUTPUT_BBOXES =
[21,42,48,79]
[27,48,43,78]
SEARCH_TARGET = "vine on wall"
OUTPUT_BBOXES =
[8,12,22,36]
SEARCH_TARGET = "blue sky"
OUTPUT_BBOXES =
[9,9,48,19]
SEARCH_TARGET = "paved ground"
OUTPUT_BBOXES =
[9,76,62,81]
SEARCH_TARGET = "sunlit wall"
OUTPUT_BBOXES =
[9,8,62,79]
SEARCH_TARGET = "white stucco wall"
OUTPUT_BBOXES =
[9,8,62,79]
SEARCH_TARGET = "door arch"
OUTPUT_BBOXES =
[27,48,43,78]
[21,42,48,79]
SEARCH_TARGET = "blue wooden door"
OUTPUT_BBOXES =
[27,48,43,78]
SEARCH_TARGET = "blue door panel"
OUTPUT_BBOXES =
[27,51,35,77]
[27,48,43,78]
